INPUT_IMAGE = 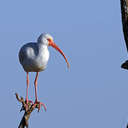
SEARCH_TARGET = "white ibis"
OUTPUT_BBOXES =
[19,33,69,111]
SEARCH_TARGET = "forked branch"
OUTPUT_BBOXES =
[15,93,41,128]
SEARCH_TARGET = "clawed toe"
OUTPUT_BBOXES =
[33,100,47,112]
[24,99,33,111]
[25,99,33,105]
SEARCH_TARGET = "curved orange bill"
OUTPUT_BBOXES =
[48,40,70,68]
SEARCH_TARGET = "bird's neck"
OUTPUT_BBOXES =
[37,43,48,54]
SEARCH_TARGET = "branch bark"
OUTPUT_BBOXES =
[120,0,128,69]
[120,0,128,51]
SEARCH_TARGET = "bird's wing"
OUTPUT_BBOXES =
[19,46,26,65]
[121,0,128,51]
[18,42,38,64]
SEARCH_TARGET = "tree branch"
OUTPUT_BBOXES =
[15,93,41,128]
[120,0,128,51]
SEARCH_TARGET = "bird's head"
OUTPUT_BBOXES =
[37,33,53,46]
[37,33,70,68]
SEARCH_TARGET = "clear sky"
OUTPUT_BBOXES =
[0,0,127,128]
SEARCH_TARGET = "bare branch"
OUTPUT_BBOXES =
[120,0,128,51]
[15,93,42,128]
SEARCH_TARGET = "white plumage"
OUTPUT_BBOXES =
[19,33,51,72]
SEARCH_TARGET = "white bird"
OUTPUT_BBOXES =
[19,33,69,111]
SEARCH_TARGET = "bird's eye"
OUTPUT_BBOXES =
[47,38,51,42]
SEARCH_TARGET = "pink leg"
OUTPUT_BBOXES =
[34,72,39,101]
[34,72,47,112]
[25,72,33,105]
[26,72,29,104]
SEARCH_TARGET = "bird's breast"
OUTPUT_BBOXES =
[36,48,50,68]
[28,49,50,72]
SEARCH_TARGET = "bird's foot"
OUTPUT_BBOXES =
[25,99,33,104]
[33,100,47,112]
[25,99,33,110]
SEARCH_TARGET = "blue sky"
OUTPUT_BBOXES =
[0,0,127,128]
